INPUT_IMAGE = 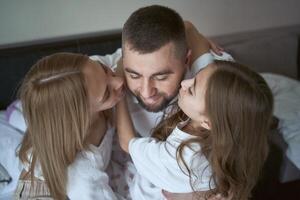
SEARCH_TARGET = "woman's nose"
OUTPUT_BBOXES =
[111,76,124,91]
[181,78,194,90]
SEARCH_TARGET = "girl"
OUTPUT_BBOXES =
[117,60,273,200]
[15,53,124,200]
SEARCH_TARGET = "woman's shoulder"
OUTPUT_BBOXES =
[68,126,114,176]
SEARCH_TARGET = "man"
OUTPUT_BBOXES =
[121,6,232,137]
[91,5,233,199]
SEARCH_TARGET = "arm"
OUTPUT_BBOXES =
[162,190,230,200]
[184,21,210,64]
[184,21,224,62]
[116,98,135,153]
[184,21,234,76]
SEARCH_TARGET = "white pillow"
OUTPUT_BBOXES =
[5,100,26,133]
[0,111,23,196]
[0,163,11,190]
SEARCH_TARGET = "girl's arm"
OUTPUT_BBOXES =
[115,58,136,152]
[184,21,223,64]
[116,97,135,153]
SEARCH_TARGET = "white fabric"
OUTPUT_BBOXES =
[128,120,213,200]
[188,50,234,77]
[90,48,121,72]
[67,126,123,200]
[261,73,300,169]
[5,101,26,133]
[20,126,122,200]
[0,111,23,199]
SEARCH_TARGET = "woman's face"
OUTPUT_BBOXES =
[178,65,215,125]
[83,59,124,114]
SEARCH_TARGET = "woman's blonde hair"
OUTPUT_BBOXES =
[18,53,90,199]
[152,60,274,200]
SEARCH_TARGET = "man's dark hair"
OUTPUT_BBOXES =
[122,5,187,57]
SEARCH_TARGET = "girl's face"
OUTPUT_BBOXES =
[178,65,215,127]
[84,59,124,114]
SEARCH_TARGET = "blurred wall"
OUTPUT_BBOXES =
[0,0,300,47]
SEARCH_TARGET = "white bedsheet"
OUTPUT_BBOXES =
[262,73,300,169]
[0,111,23,200]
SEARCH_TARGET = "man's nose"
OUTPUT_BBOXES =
[140,80,156,99]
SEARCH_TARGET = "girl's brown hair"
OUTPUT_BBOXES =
[152,60,273,200]
[18,53,90,199]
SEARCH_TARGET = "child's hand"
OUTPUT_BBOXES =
[184,21,224,61]
[207,38,224,56]
[162,190,230,200]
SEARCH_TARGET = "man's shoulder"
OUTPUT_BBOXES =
[89,48,122,68]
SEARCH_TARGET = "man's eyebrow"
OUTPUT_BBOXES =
[124,68,140,75]
[152,69,174,76]
[124,68,174,77]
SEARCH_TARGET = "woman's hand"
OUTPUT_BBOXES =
[162,190,229,200]
[207,38,224,56]
[184,21,224,63]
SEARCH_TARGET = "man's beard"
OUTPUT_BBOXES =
[130,88,180,113]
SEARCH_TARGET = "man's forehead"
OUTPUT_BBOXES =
[123,54,184,74]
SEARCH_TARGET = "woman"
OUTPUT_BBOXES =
[15,52,124,200]
[116,60,273,200]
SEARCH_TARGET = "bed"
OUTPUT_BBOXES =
[1,25,300,199]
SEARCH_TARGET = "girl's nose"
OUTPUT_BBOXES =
[111,76,124,91]
[181,78,194,90]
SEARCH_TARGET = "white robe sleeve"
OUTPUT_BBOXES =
[89,48,122,71]
[128,134,212,193]
[189,50,234,76]
[67,160,124,200]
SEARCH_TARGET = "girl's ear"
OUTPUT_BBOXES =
[200,116,211,130]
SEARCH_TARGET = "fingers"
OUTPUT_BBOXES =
[208,39,224,56]
[161,190,198,200]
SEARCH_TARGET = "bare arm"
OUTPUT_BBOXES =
[115,58,136,153]
[184,21,223,64]
[185,20,210,64]
[116,98,135,153]
[162,190,230,200]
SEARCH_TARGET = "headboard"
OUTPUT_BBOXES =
[211,25,300,81]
